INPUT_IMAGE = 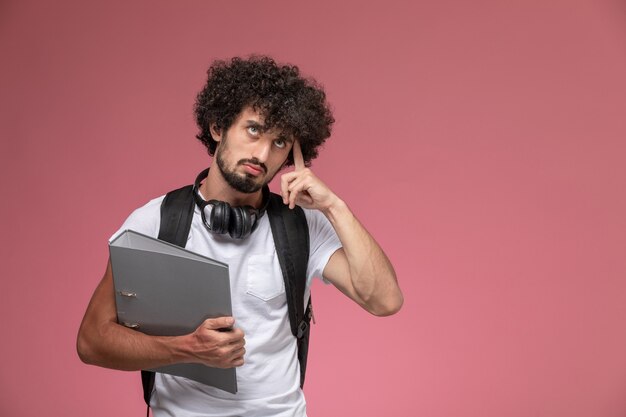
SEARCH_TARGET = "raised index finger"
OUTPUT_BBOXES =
[293,139,305,171]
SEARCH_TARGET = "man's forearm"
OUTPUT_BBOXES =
[77,262,246,371]
[77,320,191,371]
[76,261,192,370]
[323,198,403,316]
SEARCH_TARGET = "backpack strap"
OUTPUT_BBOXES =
[158,185,195,247]
[266,193,312,387]
[141,184,196,406]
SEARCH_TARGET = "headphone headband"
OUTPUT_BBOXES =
[192,168,269,239]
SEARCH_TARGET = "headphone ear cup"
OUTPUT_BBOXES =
[228,206,247,239]
[209,201,230,235]
[239,206,254,238]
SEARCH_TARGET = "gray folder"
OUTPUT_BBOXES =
[109,229,237,393]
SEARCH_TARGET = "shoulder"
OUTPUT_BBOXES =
[126,195,166,224]
[302,207,332,233]
[109,195,166,241]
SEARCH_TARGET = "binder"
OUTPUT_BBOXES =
[109,229,237,393]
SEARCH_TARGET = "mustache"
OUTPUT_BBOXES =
[237,158,267,173]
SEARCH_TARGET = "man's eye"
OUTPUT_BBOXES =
[247,126,260,136]
[274,139,286,149]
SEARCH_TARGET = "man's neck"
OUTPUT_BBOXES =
[200,165,264,208]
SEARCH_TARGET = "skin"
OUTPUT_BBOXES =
[76,106,403,372]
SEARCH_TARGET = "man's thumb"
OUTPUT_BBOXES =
[204,316,234,330]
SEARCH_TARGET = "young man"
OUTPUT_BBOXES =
[77,56,403,417]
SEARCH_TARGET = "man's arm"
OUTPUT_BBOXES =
[280,142,403,316]
[76,260,246,370]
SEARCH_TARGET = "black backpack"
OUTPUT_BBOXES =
[141,184,313,405]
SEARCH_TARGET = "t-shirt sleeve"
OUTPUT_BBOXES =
[303,208,343,286]
[108,196,165,243]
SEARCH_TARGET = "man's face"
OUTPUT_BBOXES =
[213,107,293,194]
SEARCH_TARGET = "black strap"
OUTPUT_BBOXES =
[266,194,311,387]
[158,185,195,247]
[142,185,311,406]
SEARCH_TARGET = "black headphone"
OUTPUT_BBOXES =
[192,168,269,239]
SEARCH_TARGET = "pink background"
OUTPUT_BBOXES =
[1,0,626,416]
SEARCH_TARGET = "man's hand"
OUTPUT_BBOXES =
[280,140,340,212]
[187,317,246,368]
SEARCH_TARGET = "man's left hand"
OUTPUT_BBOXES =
[280,140,339,212]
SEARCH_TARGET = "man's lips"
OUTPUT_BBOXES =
[242,163,264,176]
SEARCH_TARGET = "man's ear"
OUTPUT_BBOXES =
[210,123,223,142]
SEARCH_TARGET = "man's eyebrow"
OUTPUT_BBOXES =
[277,133,293,143]
[245,120,266,130]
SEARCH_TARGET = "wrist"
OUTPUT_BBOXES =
[322,197,351,223]
[164,334,195,364]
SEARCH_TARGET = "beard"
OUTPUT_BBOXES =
[217,153,262,193]
[215,137,271,194]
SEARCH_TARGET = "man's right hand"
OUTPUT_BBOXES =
[187,317,246,368]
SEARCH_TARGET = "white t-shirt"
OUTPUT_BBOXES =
[111,194,342,417]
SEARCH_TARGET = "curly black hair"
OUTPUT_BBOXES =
[194,56,334,166]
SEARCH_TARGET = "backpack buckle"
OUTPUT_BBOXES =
[297,320,308,339]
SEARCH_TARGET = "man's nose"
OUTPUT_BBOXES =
[251,139,272,162]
